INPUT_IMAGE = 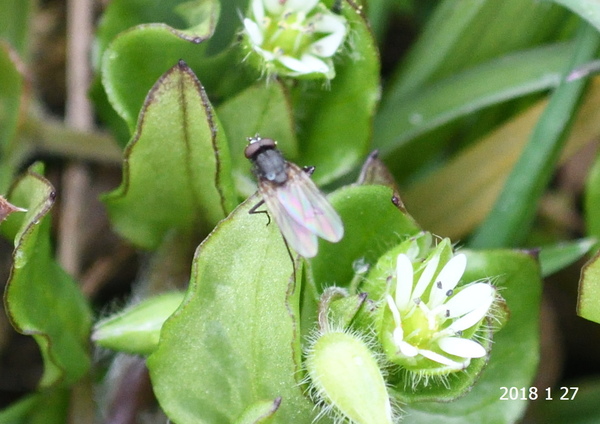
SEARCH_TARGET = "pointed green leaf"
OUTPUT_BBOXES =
[374,43,575,155]
[539,237,597,277]
[386,0,569,99]
[92,291,185,355]
[293,0,380,184]
[103,61,236,249]
[147,195,315,424]
[470,24,600,248]
[402,77,600,240]
[1,166,92,388]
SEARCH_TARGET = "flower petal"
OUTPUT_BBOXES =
[243,18,264,46]
[399,341,419,357]
[449,304,490,332]
[428,253,467,308]
[251,0,265,23]
[394,254,414,311]
[277,53,329,74]
[263,0,283,14]
[438,337,486,358]
[287,0,320,12]
[312,12,347,34]
[392,327,404,348]
[310,31,345,58]
[444,283,495,319]
[386,295,401,328]
[298,53,330,73]
[418,349,465,368]
[412,253,440,300]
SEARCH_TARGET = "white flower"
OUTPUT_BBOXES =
[384,252,496,373]
[242,0,348,79]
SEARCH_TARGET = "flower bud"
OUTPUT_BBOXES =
[92,292,184,355]
[305,330,394,424]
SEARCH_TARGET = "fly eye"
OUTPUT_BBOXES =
[244,136,277,158]
[244,142,261,159]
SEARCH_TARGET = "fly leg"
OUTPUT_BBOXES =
[249,199,298,282]
[249,199,271,226]
[302,166,315,176]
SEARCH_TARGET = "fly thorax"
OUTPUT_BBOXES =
[255,149,288,184]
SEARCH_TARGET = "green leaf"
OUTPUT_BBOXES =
[383,0,489,98]
[0,41,26,191]
[364,0,396,42]
[402,77,600,240]
[470,23,600,248]
[1,166,92,388]
[101,0,221,133]
[95,0,210,64]
[293,0,380,184]
[374,43,575,155]
[216,81,298,195]
[95,0,246,63]
[310,185,421,292]
[585,147,600,239]
[550,0,600,32]
[402,249,542,423]
[0,394,39,424]
[0,390,69,424]
[147,194,316,424]
[94,0,222,144]
[386,0,570,98]
[539,237,597,277]
[103,61,237,249]
[578,249,600,324]
[0,0,35,56]
[530,379,600,423]
[92,291,185,355]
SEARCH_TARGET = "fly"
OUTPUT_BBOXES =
[245,135,344,258]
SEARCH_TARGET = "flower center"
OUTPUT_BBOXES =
[262,12,313,57]
[402,305,439,350]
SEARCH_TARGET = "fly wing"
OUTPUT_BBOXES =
[276,164,344,243]
[259,182,320,258]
